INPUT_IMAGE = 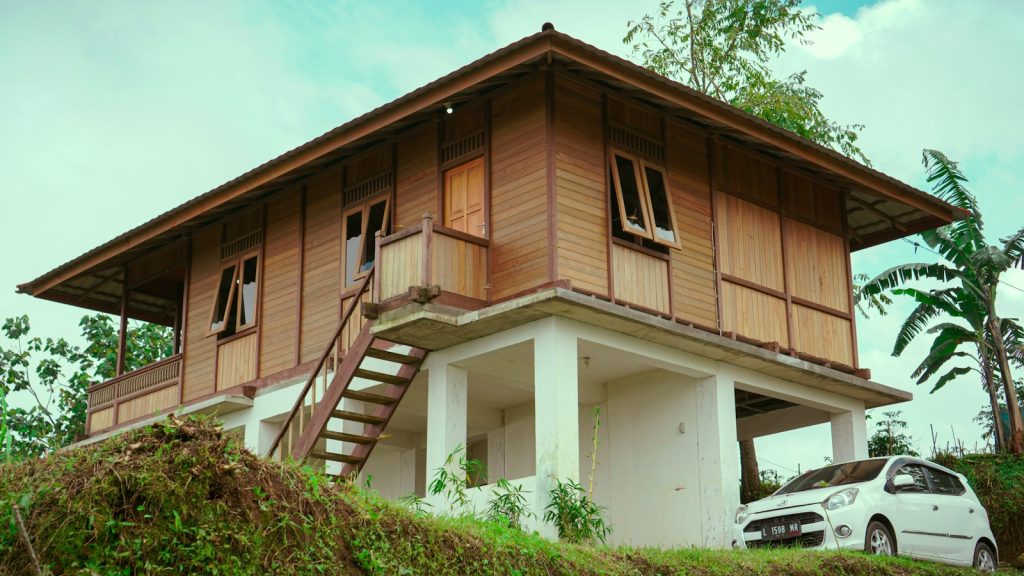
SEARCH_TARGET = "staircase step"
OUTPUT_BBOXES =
[331,409,386,425]
[365,347,422,365]
[309,450,363,465]
[320,430,374,444]
[342,389,399,405]
[355,368,410,385]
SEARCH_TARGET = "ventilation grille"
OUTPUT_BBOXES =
[345,171,392,205]
[609,124,664,161]
[442,131,485,164]
[221,230,262,260]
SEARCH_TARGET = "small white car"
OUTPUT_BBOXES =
[732,456,998,571]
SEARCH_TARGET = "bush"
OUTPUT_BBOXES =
[542,478,611,544]
[932,452,1024,561]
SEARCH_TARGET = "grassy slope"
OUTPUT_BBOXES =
[0,417,983,575]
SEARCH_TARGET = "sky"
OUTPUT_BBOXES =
[1,0,1022,477]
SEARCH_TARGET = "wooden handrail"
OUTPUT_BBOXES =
[378,220,490,250]
[86,353,184,393]
[266,268,375,458]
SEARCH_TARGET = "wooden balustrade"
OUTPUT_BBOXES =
[86,354,183,434]
[377,213,488,303]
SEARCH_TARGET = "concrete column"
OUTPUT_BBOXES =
[533,317,580,539]
[831,406,868,463]
[425,362,468,512]
[696,372,740,548]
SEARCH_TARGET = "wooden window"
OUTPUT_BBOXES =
[208,252,260,337]
[444,157,485,238]
[609,149,680,249]
[343,195,390,286]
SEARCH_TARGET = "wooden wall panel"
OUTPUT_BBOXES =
[716,193,784,292]
[396,125,438,228]
[554,76,608,295]
[431,234,488,299]
[489,76,549,300]
[216,333,258,391]
[667,123,717,327]
[182,226,219,401]
[259,189,301,377]
[612,244,670,314]
[607,97,660,139]
[717,144,777,206]
[90,407,114,432]
[785,218,851,313]
[379,234,422,301]
[721,282,789,347]
[118,386,178,422]
[300,166,342,362]
[781,171,843,232]
[791,304,854,366]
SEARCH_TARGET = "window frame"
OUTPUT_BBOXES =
[207,249,261,338]
[608,148,680,249]
[892,464,931,494]
[342,193,391,287]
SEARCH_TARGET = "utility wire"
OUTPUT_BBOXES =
[899,238,1024,295]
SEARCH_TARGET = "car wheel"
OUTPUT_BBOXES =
[973,542,996,572]
[864,521,895,556]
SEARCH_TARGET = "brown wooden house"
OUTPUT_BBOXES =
[18,26,961,546]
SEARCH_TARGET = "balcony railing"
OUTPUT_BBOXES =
[376,213,488,304]
[86,354,183,434]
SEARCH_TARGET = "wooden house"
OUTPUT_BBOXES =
[18,25,961,546]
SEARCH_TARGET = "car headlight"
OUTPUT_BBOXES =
[735,504,749,525]
[823,487,859,511]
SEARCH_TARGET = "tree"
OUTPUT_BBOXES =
[624,0,869,164]
[0,314,173,460]
[861,150,1024,454]
[867,410,918,458]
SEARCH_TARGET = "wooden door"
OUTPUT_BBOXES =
[444,157,485,238]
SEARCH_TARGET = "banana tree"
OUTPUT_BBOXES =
[861,150,1024,454]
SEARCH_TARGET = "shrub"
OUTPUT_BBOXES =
[542,478,611,545]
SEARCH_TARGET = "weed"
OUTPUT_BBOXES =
[485,478,532,530]
[542,477,611,545]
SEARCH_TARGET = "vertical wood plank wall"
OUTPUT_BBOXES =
[489,75,550,300]
[168,70,859,408]
[300,166,342,363]
[182,226,219,401]
[259,189,302,376]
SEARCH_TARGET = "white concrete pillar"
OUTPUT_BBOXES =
[831,406,868,463]
[533,317,580,539]
[425,362,468,512]
[696,372,740,548]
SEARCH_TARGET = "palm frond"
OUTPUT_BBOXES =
[859,262,961,296]
[922,149,985,252]
[930,366,973,393]
[1001,227,1024,269]
[889,288,962,356]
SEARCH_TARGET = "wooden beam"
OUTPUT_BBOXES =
[846,196,907,232]
[116,276,128,377]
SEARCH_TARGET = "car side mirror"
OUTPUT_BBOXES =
[892,474,915,489]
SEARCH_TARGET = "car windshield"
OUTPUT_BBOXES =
[776,459,888,494]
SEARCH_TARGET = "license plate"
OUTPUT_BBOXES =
[761,521,802,540]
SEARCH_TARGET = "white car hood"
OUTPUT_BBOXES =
[747,484,859,515]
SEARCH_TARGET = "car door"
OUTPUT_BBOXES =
[887,464,942,559]
[923,467,976,564]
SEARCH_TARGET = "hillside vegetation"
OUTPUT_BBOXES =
[0,417,983,575]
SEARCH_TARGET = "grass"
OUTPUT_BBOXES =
[0,416,999,575]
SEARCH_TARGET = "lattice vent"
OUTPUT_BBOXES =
[609,124,665,161]
[345,171,392,205]
[441,130,485,164]
[221,230,262,260]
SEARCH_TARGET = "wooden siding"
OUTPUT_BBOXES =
[612,243,670,314]
[432,233,488,299]
[781,171,843,233]
[721,282,789,347]
[90,407,114,431]
[716,144,778,206]
[791,304,854,366]
[379,233,422,301]
[300,166,342,362]
[396,124,438,228]
[217,332,258,391]
[554,76,608,295]
[785,218,851,313]
[716,193,785,292]
[259,190,301,377]
[489,75,550,300]
[183,225,219,401]
[118,386,178,422]
[666,122,717,327]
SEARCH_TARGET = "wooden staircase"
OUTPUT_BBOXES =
[266,270,427,478]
